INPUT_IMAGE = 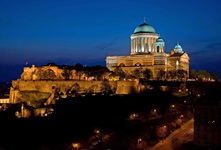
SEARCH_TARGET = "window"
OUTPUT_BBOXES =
[135,63,141,66]
[157,46,160,52]
[119,63,125,67]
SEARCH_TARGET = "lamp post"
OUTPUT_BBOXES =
[72,143,80,150]
[94,129,102,144]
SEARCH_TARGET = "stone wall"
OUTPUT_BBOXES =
[10,80,139,103]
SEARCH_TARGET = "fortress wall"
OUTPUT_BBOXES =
[115,80,139,94]
[11,80,139,93]
[16,80,55,92]
[10,80,139,103]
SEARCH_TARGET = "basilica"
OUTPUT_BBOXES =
[106,20,190,78]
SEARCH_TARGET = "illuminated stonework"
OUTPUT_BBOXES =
[106,21,190,78]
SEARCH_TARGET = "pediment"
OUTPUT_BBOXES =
[181,52,190,59]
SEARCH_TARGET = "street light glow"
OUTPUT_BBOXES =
[72,143,80,149]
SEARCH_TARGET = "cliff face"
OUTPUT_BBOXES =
[18,91,51,108]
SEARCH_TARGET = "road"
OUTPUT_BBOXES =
[149,118,194,150]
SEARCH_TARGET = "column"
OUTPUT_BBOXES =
[148,38,151,52]
[141,37,144,52]
[131,39,133,53]
[138,38,141,52]
[134,39,136,52]
[151,38,154,52]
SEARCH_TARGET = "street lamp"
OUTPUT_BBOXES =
[96,129,100,134]
[71,143,80,149]
[138,138,142,143]
[94,129,102,143]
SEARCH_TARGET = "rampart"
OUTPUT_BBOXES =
[10,80,140,103]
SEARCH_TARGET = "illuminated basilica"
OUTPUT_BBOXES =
[106,20,190,78]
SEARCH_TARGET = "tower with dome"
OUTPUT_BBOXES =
[106,20,190,79]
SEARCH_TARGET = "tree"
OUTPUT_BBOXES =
[70,83,80,96]
[210,71,219,81]
[136,138,148,150]
[157,70,166,80]
[85,65,109,81]
[61,65,73,80]
[36,68,56,80]
[166,70,176,80]
[174,118,183,130]
[36,68,45,80]
[45,68,57,80]
[75,63,84,80]
[87,85,98,94]
[114,66,127,80]
[176,69,187,80]
[92,65,109,80]
[190,69,219,81]
[143,68,153,80]
[100,79,112,94]
[189,69,197,79]
[197,70,210,81]
[156,126,168,140]
[132,68,143,79]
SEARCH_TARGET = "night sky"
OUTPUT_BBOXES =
[1,0,221,82]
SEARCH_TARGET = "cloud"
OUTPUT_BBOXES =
[95,36,120,51]
[189,40,221,56]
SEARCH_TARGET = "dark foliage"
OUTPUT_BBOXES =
[0,90,183,149]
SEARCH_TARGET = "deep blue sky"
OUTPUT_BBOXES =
[1,0,221,82]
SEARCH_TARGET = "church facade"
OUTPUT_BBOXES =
[106,20,190,79]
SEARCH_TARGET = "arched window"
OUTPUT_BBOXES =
[135,62,141,66]
[176,60,179,70]
[119,63,125,67]
[157,46,160,52]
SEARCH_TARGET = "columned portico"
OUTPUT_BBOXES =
[131,34,159,54]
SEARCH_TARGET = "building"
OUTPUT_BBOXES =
[194,100,221,149]
[106,20,190,78]
[193,82,221,149]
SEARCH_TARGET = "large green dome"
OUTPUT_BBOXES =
[134,22,156,33]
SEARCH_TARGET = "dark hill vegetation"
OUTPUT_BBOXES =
[0,89,175,149]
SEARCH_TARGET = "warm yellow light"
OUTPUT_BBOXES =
[96,130,100,134]
[72,143,80,148]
